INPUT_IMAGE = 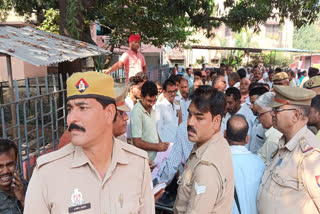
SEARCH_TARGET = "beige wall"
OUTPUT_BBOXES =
[0,56,47,82]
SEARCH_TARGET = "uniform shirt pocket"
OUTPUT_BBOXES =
[115,197,140,214]
[271,171,300,190]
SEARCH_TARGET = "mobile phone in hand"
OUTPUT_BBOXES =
[11,162,18,192]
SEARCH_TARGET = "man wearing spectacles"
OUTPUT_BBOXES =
[247,87,269,154]
[254,92,283,164]
[257,85,320,214]
[155,79,179,145]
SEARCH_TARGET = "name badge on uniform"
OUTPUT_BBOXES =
[68,188,91,213]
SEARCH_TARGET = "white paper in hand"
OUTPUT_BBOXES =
[153,182,166,195]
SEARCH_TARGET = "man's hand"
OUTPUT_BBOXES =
[158,142,169,152]
[104,68,112,75]
[12,172,25,207]
[154,189,165,202]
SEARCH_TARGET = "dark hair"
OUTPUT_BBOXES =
[163,79,176,91]
[141,81,158,97]
[0,138,18,157]
[210,70,217,78]
[253,65,259,70]
[216,68,225,76]
[289,70,295,77]
[168,74,181,84]
[190,85,225,118]
[309,67,319,78]
[194,71,202,78]
[228,72,240,83]
[129,75,144,86]
[96,98,117,121]
[135,72,148,80]
[248,82,261,92]
[226,114,249,142]
[237,68,246,79]
[225,87,241,102]
[186,68,191,73]
[311,95,320,112]
[249,86,268,97]
[275,67,282,73]
[175,64,178,67]
[268,69,275,75]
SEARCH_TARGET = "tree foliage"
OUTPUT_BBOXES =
[2,0,320,47]
[293,22,320,51]
[38,8,60,34]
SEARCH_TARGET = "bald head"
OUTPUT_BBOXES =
[225,114,249,145]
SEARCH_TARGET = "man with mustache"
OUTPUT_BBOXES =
[58,84,131,148]
[258,85,320,214]
[0,139,27,214]
[24,72,155,214]
[173,86,234,214]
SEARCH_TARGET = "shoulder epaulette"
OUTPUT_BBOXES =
[36,143,75,168]
[116,139,148,159]
[299,137,314,153]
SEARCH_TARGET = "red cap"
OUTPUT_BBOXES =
[129,34,141,43]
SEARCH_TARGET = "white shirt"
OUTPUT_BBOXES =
[155,97,179,143]
[125,96,135,139]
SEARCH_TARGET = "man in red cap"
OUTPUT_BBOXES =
[105,34,147,81]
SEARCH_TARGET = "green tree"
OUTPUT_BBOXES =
[293,23,320,51]
[2,0,320,68]
[38,8,60,34]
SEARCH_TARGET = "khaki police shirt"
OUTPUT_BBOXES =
[173,132,234,214]
[24,138,155,214]
[257,126,320,214]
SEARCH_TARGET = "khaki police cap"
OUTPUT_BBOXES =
[114,83,130,112]
[271,85,316,107]
[272,72,288,82]
[67,72,115,101]
[305,76,320,89]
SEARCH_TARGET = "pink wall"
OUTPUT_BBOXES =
[0,56,47,82]
[300,55,320,70]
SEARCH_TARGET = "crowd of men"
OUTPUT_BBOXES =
[1,33,320,214]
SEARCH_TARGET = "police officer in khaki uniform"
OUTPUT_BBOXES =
[272,72,289,86]
[257,85,320,214]
[24,72,155,214]
[173,86,234,214]
[305,76,320,95]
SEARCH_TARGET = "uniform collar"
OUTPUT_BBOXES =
[71,137,129,168]
[283,125,308,151]
[191,131,222,159]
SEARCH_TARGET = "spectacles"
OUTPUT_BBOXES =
[117,111,127,119]
[272,107,297,114]
[257,110,272,117]
[167,90,177,94]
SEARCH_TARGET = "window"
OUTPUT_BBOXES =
[265,24,280,40]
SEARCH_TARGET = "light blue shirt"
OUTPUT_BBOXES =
[157,120,194,184]
[230,146,265,214]
[184,73,194,88]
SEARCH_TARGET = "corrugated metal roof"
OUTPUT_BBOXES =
[0,25,110,66]
[191,45,320,53]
